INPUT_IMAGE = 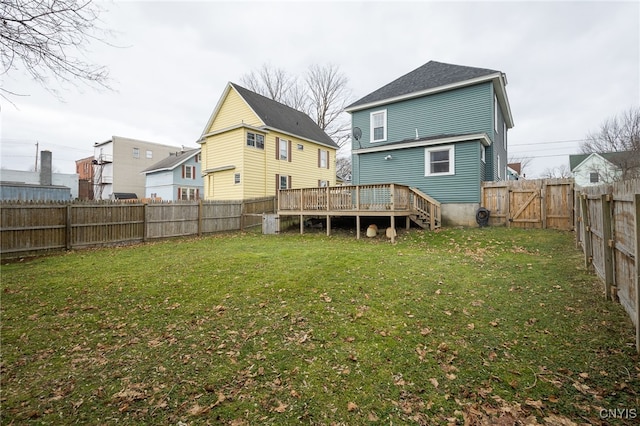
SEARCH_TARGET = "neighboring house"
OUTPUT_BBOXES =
[141,149,204,201]
[76,156,95,200]
[507,162,522,180]
[0,151,76,201]
[93,136,184,200]
[569,152,629,186]
[345,60,514,225]
[197,82,339,200]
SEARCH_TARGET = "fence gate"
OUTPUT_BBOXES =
[481,178,574,230]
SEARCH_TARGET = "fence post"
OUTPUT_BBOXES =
[66,204,72,250]
[198,199,203,236]
[142,203,148,242]
[580,194,593,269]
[601,194,614,301]
[541,181,547,229]
[634,194,640,354]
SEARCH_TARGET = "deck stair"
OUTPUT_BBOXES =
[409,187,441,230]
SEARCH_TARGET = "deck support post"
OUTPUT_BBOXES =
[356,216,361,239]
[390,215,395,243]
[326,215,331,236]
[406,216,410,230]
[300,214,304,235]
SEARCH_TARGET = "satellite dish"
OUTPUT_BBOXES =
[353,127,362,141]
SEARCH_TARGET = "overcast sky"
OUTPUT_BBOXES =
[1,0,638,178]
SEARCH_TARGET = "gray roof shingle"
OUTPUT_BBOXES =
[231,83,339,149]
[346,61,500,110]
[142,148,199,173]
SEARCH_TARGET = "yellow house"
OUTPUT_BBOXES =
[197,82,339,200]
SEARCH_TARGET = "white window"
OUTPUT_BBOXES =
[279,138,288,160]
[503,123,507,149]
[497,154,502,179]
[319,149,328,169]
[481,145,486,163]
[183,165,196,180]
[370,110,387,142]
[279,175,290,190]
[494,95,499,132]
[133,148,140,159]
[178,188,199,200]
[425,145,455,176]
[234,173,241,184]
[319,180,329,187]
[590,172,599,183]
[146,150,153,159]
[297,144,304,151]
[246,132,264,149]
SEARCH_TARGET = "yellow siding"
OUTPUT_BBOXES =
[200,85,337,201]
[265,132,336,193]
[202,128,245,201]
[208,88,262,133]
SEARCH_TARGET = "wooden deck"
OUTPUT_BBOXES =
[277,184,441,242]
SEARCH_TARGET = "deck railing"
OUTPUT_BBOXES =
[278,184,427,214]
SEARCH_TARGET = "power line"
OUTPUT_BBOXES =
[509,139,586,146]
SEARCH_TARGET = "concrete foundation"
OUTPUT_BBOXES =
[441,203,481,227]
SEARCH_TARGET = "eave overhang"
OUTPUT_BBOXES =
[346,72,514,129]
[352,133,491,155]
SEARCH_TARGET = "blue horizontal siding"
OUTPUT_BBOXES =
[351,82,494,149]
[353,140,482,203]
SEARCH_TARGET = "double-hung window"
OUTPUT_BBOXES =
[318,149,328,169]
[425,145,455,176]
[183,165,196,180]
[370,110,387,142]
[246,132,264,149]
[279,138,289,161]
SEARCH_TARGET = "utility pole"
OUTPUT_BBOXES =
[34,142,39,171]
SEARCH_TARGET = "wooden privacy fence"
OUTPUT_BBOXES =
[575,179,640,353]
[481,178,574,230]
[0,197,276,258]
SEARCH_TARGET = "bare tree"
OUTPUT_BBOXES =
[240,63,354,147]
[541,164,572,179]
[305,64,352,146]
[1,0,112,100]
[580,107,640,180]
[241,64,305,109]
[336,155,351,181]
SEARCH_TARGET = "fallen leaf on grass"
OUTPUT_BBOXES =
[429,378,439,389]
[347,401,358,412]
[273,400,288,413]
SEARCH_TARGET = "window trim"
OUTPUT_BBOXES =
[246,131,265,150]
[589,172,599,183]
[370,109,387,143]
[234,173,241,184]
[424,145,455,176]
[133,147,140,159]
[319,149,328,169]
[279,138,289,161]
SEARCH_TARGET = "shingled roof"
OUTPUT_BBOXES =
[142,148,200,174]
[230,83,339,149]
[346,60,502,111]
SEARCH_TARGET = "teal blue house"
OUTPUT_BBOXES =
[345,61,514,225]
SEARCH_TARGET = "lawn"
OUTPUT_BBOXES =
[1,226,638,425]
